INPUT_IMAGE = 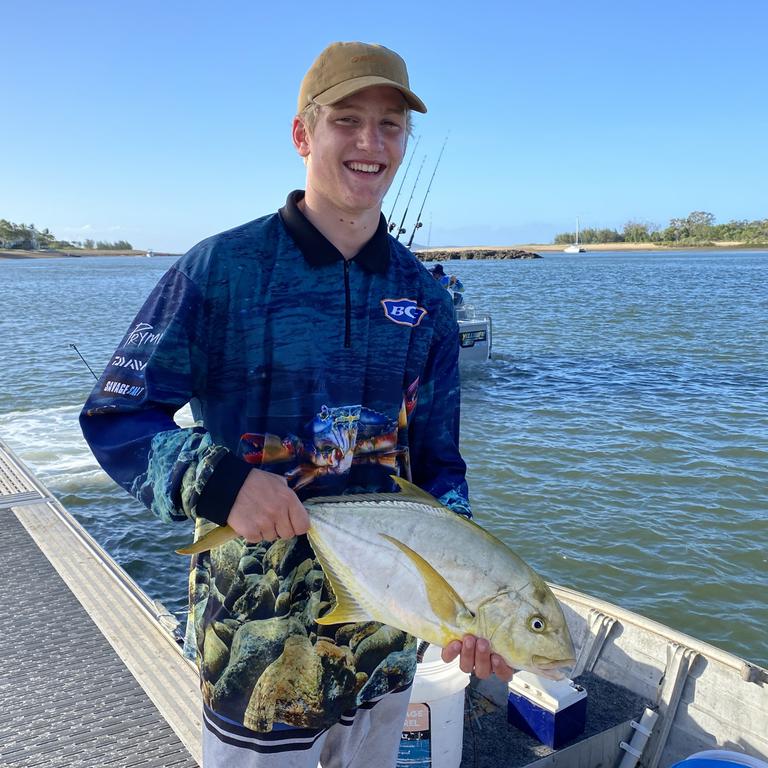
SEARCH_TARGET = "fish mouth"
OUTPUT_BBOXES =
[531,655,577,680]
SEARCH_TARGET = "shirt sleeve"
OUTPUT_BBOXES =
[79,263,250,526]
[408,299,471,518]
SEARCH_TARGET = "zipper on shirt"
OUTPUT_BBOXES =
[344,260,351,348]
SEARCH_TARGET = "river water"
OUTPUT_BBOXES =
[1,250,766,666]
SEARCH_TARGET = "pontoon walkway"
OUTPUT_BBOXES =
[0,438,201,767]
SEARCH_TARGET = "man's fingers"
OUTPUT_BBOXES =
[459,635,475,674]
[441,640,462,664]
[258,523,279,542]
[444,635,513,681]
[474,637,492,678]
[228,469,309,542]
[491,654,515,683]
[287,499,310,536]
[273,517,295,540]
[275,510,297,539]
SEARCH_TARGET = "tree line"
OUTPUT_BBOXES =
[0,219,133,251]
[554,212,768,246]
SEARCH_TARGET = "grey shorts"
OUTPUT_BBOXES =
[202,687,411,768]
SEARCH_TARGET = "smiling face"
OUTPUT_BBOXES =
[293,85,408,219]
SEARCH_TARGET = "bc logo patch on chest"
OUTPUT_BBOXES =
[381,298,428,327]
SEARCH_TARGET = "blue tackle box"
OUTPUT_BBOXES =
[507,671,587,749]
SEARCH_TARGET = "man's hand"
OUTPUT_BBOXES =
[441,635,515,682]
[227,469,309,543]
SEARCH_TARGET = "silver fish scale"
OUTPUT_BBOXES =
[306,497,526,607]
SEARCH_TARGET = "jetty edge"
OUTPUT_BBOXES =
[0,437,201,766]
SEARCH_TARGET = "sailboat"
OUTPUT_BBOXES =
[563,218,586,253]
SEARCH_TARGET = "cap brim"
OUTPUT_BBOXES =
[312,75,427,113]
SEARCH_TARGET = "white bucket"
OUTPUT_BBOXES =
[397,643,471,768]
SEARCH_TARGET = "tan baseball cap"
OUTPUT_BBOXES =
[298,41,427,114]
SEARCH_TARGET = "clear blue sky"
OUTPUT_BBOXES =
[3,0,766,252]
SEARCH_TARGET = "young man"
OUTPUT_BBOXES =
[80,41,512,767]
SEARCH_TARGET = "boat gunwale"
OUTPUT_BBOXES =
[550,583,767,678]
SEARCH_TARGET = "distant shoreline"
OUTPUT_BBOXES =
[1,241,764,262]
[416,240,763,257]
[0,249,179,260]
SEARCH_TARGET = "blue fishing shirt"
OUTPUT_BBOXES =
[79,190,470,730]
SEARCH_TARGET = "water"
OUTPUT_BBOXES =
[1,250,766,666]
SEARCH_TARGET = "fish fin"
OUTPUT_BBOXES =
[380,533,473,624]
[314,575,372,625]
[389,476,445,508]
[309,529,373,626]
[316,601,372,625]
[176,524,238,555]
[304,493,397,506]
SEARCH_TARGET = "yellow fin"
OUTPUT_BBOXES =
[309,529,373,626]
[316,601,372,625]
[176,524,238,555]
[314,569,372,625]
[389,476,445,508]
[380,533,473,625]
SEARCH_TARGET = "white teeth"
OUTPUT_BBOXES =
[347,162,381,173]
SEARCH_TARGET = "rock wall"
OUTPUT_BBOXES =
[416,247,541,261]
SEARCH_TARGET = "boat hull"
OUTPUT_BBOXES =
[457,305,492,363]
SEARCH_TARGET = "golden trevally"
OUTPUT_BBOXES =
[177,478,575,676]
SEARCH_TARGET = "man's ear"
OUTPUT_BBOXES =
[292,116,310,158]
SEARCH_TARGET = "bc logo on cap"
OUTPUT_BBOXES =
[381,298,428,327]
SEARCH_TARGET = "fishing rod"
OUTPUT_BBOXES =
[387,136,421,228]
[393,154,427,241]
[69,343,99,380]
[407,134,448,248]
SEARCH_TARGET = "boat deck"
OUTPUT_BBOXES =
[0,439,201,767]
[462,670,651,767]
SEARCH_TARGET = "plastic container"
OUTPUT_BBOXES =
[397,643,470,768]
[506,670,587,749]
[669,751,768,768]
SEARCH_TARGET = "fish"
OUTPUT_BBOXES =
[177,477,575,677]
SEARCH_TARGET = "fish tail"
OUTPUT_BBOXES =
[176,524,238,555]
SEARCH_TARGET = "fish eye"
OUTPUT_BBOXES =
[529,615,547,633]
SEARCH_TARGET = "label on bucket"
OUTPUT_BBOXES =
[398,702,431,767]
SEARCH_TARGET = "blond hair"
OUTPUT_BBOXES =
[297,102,414,137]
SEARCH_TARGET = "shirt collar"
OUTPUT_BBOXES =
[278,190,390,274]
